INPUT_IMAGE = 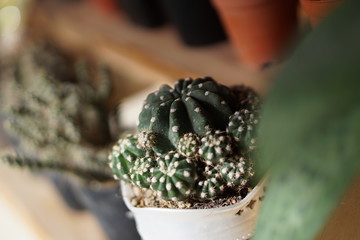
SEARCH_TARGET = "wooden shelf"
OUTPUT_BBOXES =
[28,0,279,98]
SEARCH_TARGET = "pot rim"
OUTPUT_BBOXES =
[121,178,266,214]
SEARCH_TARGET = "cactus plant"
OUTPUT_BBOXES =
[0,43,116,183]
[110,77,260,204]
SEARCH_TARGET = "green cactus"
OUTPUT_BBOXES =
[130,156,155,189]
[151,151,198,201]
[231,85,261,111]
[177,132,200,158]
[219,155,254,189]
[108,134,146,182]
[199,130,233,166]
[227,109,260,153]
[0,43,116,183]
[109,78,260,203]
[197,165,226,199]
[137,77,237,154]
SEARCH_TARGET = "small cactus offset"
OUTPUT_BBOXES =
[151,151,198,201]
[0,43,116,183]
[109,77,261,203]
[227,109,260,153]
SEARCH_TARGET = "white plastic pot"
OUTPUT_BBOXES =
[121,180,266,240]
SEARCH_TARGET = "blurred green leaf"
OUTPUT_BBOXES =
[254,0,360,239]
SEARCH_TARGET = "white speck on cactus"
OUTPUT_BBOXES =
[201,192,207,198]
[174,161,179,167]
[166,183,172,190]
[151,177,157,183]
[205,91,209,96]
[160,176,165,183]
[221,100,226,104]
[198,83,203,88]
[170,108,176,113]
[150,117,156,123]
[215,147,222,154]
[183,171,190,177]
[222,167,228,174]
[207,152,214,160]
[144,104,150,109]
[160,96,164,100]
[194,107,201,113]
[209,187,215,194]
[185,97,190,101]
[160,103,166,106]
[172,126,179,132]
[176,182,183,188]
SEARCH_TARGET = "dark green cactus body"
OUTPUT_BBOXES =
[151,151,198,201]
[177,133,200,158]
[231,85,260,111]
[130,156,155,189]
[199,130,234,165]
[197,166,226,199]
[227,109,259,152]
[219,156,254,188]
[138,77,237,154]
[109,135,146,182]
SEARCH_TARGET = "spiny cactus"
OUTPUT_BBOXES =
[137,77,237,154]
[227,109,260,153]
[199,130,233,165]
[151,151,198,201]
[109,77,261,203]
[0,43,116,183]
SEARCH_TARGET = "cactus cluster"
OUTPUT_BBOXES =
[110,77,261,202]
[0,43,116,183]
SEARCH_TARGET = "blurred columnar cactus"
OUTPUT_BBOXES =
[109,77,261,202]
[0,43,115,183]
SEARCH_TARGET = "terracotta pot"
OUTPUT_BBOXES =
[212,0,299,70]
[300,0,345,27]
[90,0,120,15]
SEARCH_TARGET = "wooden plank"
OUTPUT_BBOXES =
[28,1,278,96]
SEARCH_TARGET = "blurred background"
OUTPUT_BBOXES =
[0,0,358,239]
